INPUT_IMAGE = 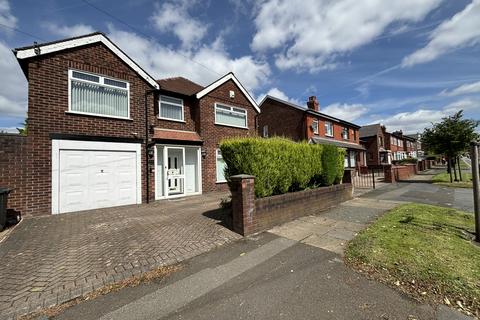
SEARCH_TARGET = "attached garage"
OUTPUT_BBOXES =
[52,139,142,214]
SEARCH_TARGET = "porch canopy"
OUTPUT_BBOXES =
[152,128,203,145]
[310,136,366,150]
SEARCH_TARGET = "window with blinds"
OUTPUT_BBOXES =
[214,103,247,128]
[159,95,184,121]
[69,70,130,119]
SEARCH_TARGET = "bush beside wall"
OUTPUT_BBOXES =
[220,137,345,198]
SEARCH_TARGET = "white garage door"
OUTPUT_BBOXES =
[52,140,141,214]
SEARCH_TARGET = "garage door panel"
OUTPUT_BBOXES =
[58,148,138,214]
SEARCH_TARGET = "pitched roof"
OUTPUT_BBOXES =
[13,32,159,89]
[359,124,381,138]
[196,72,260,113]
[260,95,361,129]
[310,136,365,150]
[157,77,204,96]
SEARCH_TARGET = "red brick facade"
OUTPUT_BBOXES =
[7,35,259,216]
[0,134,27,214]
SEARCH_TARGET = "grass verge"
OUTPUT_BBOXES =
[19,264,182,320]
[432,172,473,188]
[345,203,479,317]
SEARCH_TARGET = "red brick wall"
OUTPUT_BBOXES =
[257,99,305,140]
[0,134,27,213]
[198,80,259,192]
[230,175,352,236]
[25,43,156,216]
[155,94,198,132]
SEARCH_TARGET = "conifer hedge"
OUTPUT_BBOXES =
[219,137,346,198]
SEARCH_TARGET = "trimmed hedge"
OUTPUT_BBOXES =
[220,137,346,198]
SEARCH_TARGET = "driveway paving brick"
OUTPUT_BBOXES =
[0,192,239,319]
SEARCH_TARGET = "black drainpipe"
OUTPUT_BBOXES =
[145,88,159,204]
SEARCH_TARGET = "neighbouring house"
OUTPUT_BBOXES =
[405,133,424,159]
[258,95,366,168]
[360,124,419,166]
[0,32,259,216]
[359,124,392,167]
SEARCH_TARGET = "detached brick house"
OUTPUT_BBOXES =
[1,32,259,216]
[360,124,418,166]
[258,95,365,168]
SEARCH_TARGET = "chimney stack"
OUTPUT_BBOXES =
[307,96,319,111]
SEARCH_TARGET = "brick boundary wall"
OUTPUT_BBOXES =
[230,174,353,236]
[384,164,418,183]
[0,134,27,214]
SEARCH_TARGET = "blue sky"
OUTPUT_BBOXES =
[1,0,480,133]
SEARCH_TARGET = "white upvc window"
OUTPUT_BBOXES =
[216,149,227,183]
[312,120,319,135]
[159,95,184,122]
[263,125,269,138]
[325,121,333,137]
[342,127,349,140]
[215,103,248,129]
[68,70,130,119]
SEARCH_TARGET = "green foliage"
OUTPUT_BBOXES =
[422,110,479,158]
[16,117,28,136]
[396,158,418,164]
[220,137,345,198]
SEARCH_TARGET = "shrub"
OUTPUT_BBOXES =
[396,158,418,164]
[220,137,345,198]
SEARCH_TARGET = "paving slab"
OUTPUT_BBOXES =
[0,192,239,320]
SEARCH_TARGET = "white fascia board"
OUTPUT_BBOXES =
[196,73,260,113]
[15,34,159,89]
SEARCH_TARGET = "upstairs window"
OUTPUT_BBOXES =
[342,127,349,140]
[312,120,319,135]
[69,70,129,119]
[325,121,333,137]
[159,95,184,122]
[215,103,247,128]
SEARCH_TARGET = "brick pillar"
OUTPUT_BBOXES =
[384,164,395,183]
[230,174,256,236]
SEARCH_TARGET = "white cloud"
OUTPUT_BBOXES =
[0,41,27,118]
[321,103,368,122]
[256,87,302,105]
[43,23,95,38]
[374,98,480,133]
[402,0,480,67]
[107,26,270,93]
[150,1,207,49]
[0,127,19,133]
[0,0,17,32]
[251,0,441,71]
[440,80,480,97]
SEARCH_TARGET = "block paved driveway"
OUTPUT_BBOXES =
[0,192,240,319]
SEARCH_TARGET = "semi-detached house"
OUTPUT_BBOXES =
[2,32,260,216]
[258,95,366,168]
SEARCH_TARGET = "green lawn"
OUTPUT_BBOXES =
[345,203,479,315]
[432,172,473,188]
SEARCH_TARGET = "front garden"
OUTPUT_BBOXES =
[345,203,479,317]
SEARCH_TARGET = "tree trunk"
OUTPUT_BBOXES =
[458,156,463,181]
[453,157,458,182]
[448,158,453,183]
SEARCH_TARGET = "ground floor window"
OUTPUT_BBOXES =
[344,150,357,168]
[216,149,227,183]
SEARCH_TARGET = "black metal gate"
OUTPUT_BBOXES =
[352,167,384,189]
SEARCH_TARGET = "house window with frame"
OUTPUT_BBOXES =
[325,121,333,137]
[263,125,269,138]
[216,149,227,183]
[342,127,349,140]
[159,95,184,121]
[69,70,129,119]
[215,103,247,128]
[312,120,319,135]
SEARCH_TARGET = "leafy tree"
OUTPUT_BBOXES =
[16,118,28,136]
[422,110,479,182]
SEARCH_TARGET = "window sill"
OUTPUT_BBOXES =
[157,117,186,123]
[65,111,133,121]
[214,122,249,130]
[325,134,334,138]
[216,180,227,184]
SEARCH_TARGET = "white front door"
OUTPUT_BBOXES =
[155,145,201,199]
[58,149,137,213]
